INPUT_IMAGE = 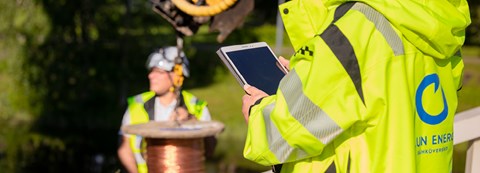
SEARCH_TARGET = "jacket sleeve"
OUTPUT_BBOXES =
[243,36,370,166]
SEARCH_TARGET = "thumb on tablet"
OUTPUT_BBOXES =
[279,56,290,70]
[244,84,268,98]
[244,84,254,95]
[244,84,262,95]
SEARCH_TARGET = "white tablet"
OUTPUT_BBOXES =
[216,42,288,95]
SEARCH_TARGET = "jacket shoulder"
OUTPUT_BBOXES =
[127,91,155,104]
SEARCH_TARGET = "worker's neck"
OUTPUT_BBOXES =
[156,91,177,106]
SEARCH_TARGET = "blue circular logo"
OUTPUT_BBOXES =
[415,74,448,125]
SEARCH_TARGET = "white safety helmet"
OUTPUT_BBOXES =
[146,46,190,77]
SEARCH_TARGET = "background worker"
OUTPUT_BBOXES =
[117,46,213,173]
[241,0,470,172]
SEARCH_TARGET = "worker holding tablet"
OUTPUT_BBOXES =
[240,0,470,173]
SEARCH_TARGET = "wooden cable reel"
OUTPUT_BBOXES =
[122,120,225,173]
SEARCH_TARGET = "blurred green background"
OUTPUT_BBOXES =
[0,0,479,173]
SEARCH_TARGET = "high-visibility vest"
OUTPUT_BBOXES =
[244,0,470,173]
[126,90,207,173]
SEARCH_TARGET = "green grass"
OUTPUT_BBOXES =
[457,55,480,111]
[189,73,270,172]
[462,46,480,57]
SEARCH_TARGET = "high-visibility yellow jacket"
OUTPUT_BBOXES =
[126,90,208,173]
[244,0,471,172]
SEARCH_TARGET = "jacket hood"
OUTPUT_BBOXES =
[281,0,471,59]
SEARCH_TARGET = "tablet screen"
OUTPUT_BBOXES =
[226,47,286,95]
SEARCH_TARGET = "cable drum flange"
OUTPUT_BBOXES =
[122,120,225,139]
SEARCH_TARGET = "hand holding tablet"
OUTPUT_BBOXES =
[216,42,288,95]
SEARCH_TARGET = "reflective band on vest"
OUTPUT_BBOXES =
[350,3,404,56]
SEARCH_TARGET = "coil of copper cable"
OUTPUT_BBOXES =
[122,121,224,173]
[146,138,205,173]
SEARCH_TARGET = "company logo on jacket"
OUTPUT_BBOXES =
[415,73,448,125]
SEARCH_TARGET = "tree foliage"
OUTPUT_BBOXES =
[0,0,51,172]
[0,0,260,171]
[466,0,480,45]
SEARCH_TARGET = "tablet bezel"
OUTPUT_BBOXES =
[216,42,288,94]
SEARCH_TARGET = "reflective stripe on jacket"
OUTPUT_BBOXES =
[244,0,470,173]
[127,90,207,173]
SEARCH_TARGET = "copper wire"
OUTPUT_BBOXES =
[146,138,205,173]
